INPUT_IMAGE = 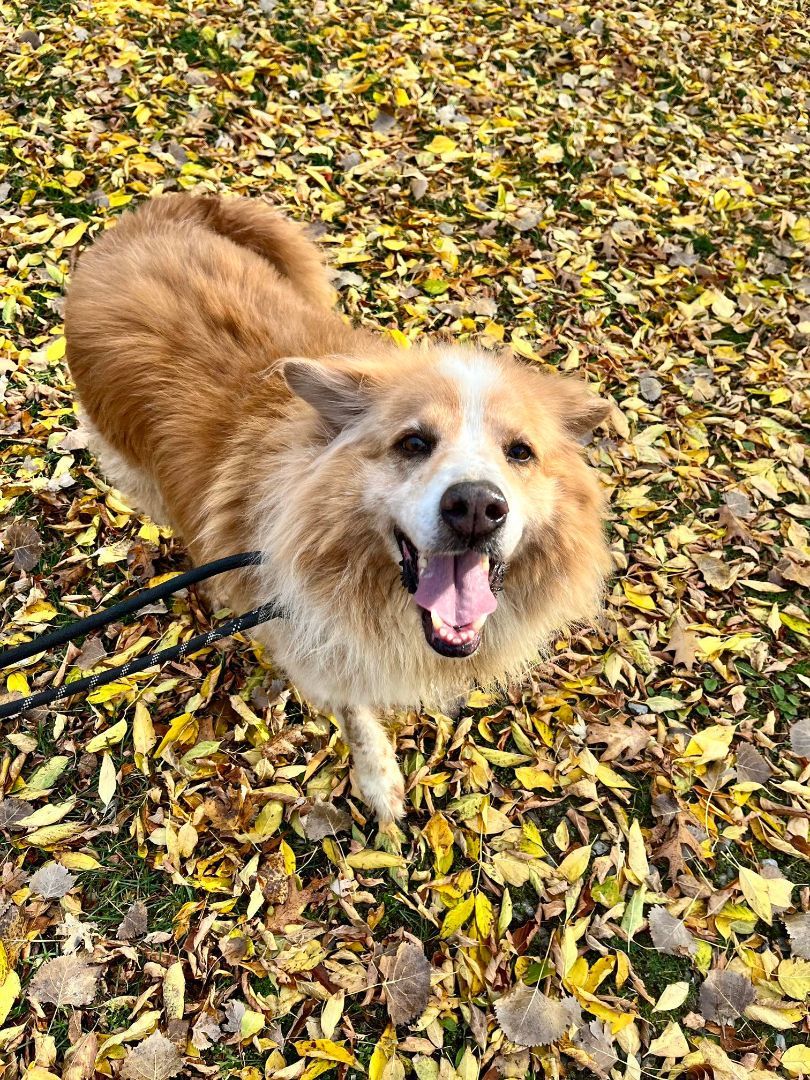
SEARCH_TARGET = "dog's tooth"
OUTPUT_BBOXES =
[471,615,488,631]
[480,554,489,570]
[418,556,428,572]
[431,612,443,630]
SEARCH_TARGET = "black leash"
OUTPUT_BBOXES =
[0,551,282,721]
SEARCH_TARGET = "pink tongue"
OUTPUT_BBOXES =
[413,552,498,628]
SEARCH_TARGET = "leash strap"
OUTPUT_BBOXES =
[0,551,263,670]
[0,551,280,721]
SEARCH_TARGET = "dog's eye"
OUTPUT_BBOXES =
[396,433,433,457]
[506,441,534,463]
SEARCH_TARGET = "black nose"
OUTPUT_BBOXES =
[440,481,509,545]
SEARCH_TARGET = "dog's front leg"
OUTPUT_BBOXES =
[338,705,405,822]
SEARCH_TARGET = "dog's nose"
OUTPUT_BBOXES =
[440,481,509,545]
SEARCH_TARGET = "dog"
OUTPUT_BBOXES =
[65,194,612,820]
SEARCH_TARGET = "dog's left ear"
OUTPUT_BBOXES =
[282,357,376,434]
[556,377,612,437]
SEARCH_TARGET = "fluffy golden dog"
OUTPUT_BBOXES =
[66,194,611,819]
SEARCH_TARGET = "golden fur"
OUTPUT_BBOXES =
[65,194,612,819]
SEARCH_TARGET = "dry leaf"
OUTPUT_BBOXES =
[120,1031,183,1080]
[302,801,352,840]
[380,940,432,1027]
[116,900,148,941]
[735,743,773,784]
[790,719,810,758]
[28,955,99,1007]
[2,521,42,571]
[28,862,77,899]
[663,617,698,671]
[573,1020,618,1076]
[63,1032,98,1080]
[495,984,581,1046]
[648,907,695,956]
[699,969,755,1024]
[786,913,810,960]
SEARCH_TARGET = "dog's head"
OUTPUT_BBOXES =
[282,345,610,660]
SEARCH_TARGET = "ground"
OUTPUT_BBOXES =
[0,0,809,1078]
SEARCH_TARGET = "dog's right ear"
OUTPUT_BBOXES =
[282,357,375,434]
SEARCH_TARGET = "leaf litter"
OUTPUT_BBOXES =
[0,0,809,1076]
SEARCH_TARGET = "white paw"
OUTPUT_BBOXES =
[355,764,406,822]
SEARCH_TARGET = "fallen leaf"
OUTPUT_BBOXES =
[116,900,148,941]
[120,1031,183,1080]
[699,969,755,1024]
[495,984,581,1046]
[28,955,99,1007]
[28,862,77,899]
[380,941,432,1027]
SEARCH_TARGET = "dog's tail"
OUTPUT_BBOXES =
[150,194,335,309]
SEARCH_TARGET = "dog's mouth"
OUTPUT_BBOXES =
[395,530,505,658]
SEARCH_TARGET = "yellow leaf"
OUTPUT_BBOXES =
[425,135,456,154]
[535,142,564,163]
[626,820,649,884]
[711,294,736,320]
[777,958,810,1001]
[440,895,474,938]
[738,866,792,926]
[24,823,86,849]
[6,672,28,696]
[45,337,66,362]
[682,724,735,765]
[17,600,58,624]
[648,1022,689,1057]
[86,719,127,753]
[387,328,411,349]
[393,87,409,107]
[63,170,85,188]
[58,221,87,248]
[240,1009,264,1040]
[0,972,20,1026]
[475,893,494,938]
[252,801,283,839]
[293,1039,355,1065]
[557,844,592,884]
[0,942,7,986]
[622,583,657,611]
[155,712,197,758]
[163,961,185,1019]
[320,991,345,1040]
[368,1025,397,1080]
[514,766,555,790]
[783,1046,810,1076]
[466,689,495,708]
[58,852,101,871]
[345,850,404,870]
[595,763,634,790]
[98,752,117,807]
[424,813,455,873]
[133,701,156,758]
[652,981,690,1012]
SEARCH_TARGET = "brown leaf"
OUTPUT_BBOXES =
[302,800,352,840]
[2,520,42,571]
[495,984,581,1047]
[573,1019,618,1077]
[790,719,810,758]
[648,907,696,956]
[63,1032,98,1080]
[29,862,77,899]
[115,900,148,941]
[718,505,754,544]
[586,717,651,761]
[120,1031,183,1080]
[73,635,107,671]
[653,818,704,879]
[28,955,99,1007]
[785,914,810,960]
[380,940,432,1027]
[663,617,698,671]
[695,553,737,591]
[699,970,755,1024]
[734,743,773,784]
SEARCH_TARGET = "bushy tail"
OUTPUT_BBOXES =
[143,193,335,309]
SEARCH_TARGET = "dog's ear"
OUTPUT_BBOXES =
[282,357,375,433]
[552,376,612,438]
